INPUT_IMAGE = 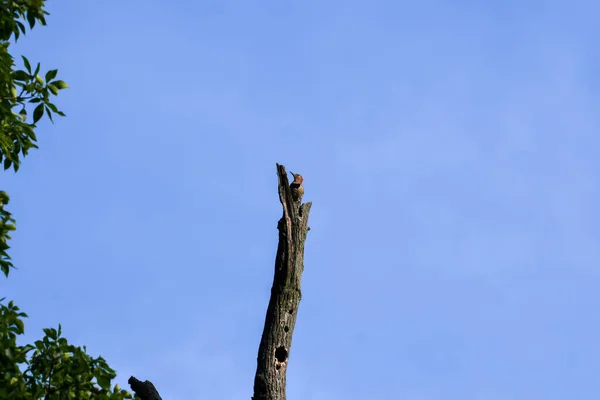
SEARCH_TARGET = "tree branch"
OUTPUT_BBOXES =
[128,376,162,400]
[252,163,312,400]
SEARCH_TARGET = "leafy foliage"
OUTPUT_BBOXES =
[0,305,132,400]
[0,0,67,173]
[0,2,133,399]
[0,190,16,276]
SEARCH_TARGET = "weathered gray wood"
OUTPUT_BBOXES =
[127,164,310,400]
[252,163,312,400]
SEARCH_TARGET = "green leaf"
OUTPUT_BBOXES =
[47,84,59,96]
[43,327,57,340]
[97,375,111,390]
[45,69,58,82]
[16,21,26,34]
[4,346,14,360]
[46,106,54,123]
[46,102,59,112]
[34,62,41,77]
[2,263,11,277]
[50,80,68,90]
[23,125,37,141]
[33,103,44,123]
[26,11,36,29]
[15,318,24,334]
[13,70,29,81]
[22,56,31,73]
[22,344,35,353]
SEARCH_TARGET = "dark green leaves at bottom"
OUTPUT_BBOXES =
[0,308,135,400]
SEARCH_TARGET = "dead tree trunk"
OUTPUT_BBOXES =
[252,163,312,400]
[129,163,311,400]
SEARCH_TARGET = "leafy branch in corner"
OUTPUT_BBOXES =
[0,190,15,277]
[0,0,68,173]
[0,2,134,400]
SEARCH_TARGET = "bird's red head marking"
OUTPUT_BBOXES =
[290,172,304,184]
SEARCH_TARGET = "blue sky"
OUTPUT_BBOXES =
[2,0,600,398]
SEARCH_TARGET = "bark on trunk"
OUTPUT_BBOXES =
[128,164,311,400]
[252,163,312,400]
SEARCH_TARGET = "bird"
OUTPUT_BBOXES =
[289,172,304,203]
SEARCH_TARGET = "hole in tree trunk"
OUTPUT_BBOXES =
[275,346,288,363]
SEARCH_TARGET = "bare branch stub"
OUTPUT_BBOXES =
[128,376,162,400]
[252,163,312,400]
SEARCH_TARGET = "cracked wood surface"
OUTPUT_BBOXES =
[252,163,312,400]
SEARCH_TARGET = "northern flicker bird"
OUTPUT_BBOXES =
[289,172,304,203]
